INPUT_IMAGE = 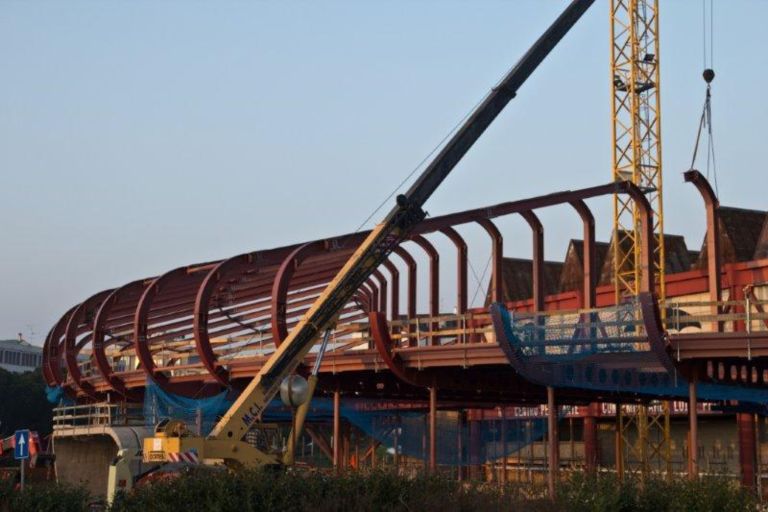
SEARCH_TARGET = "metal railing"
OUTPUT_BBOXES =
[52,402,145,430]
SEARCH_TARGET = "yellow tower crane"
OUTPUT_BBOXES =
[610,0,671,480]
[611,0,664,301]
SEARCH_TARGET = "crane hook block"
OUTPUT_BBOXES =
[703,68,715,84]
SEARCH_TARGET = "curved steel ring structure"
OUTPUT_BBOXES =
[44,176,768,406]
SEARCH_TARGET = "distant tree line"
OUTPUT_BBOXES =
[0,368,52,438]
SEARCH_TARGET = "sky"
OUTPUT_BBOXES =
[1,1,767,346]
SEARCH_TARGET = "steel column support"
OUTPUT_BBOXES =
[469,414,481,480]
[547,386,559,498]
[688,377,698,479]
[333,387,341,473]
[615,404,624,480]
[429,385,437,473]
[500,407,507,486]
[583,403,598,474]
[738,412,757,490]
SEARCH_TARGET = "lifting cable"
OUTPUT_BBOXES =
[689,0,718,196]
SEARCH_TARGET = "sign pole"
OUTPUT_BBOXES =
[14,429,30,491]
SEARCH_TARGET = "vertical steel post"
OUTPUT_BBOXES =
[738,412,757,490]
[584,403,599,474]
[469,414,481,480]
[457,411,463,481]
[501,407,508,486]
[370,417,377,469]
[547,386,559,498]
[429,386,437,473]
[615,404,624,481]
[394,413,400,470]
[688,379,698,479]
[333,388,341,472]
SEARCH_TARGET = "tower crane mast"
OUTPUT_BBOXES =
[610,0,670,479]
[611,0,664,302]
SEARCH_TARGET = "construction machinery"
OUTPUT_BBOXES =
[610,0,671,479]
[139,0,595,472]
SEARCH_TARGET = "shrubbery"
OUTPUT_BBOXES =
[0,469,758,512]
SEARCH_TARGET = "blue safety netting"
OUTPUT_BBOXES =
[143,380,550,466]
[493,302,768,409]
[45,385,74,405]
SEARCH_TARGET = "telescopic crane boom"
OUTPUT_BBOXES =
[144,0,595,467]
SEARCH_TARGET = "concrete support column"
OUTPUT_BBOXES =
[738,412,757,490]
[688,379,699,479]
[429,386,437,473]
[547,387,559,498]
[333,388,341,473]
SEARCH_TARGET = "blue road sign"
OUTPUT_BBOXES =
[14,430,30,460]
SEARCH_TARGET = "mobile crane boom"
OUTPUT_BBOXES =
[144,0,594,466]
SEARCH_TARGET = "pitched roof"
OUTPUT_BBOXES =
[751,214,768,260]
[599,232,694,285]
[559,239,610,292]
[695,206,768,268]
[487,257,564,304]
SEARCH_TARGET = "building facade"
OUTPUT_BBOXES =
[0,337,43,373]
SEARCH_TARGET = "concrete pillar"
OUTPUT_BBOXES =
[547,387,559,498]
[738,412,757,490]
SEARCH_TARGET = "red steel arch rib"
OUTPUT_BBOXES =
[92,279,152,400]
[64,289,114,399]
[52,179,744,401]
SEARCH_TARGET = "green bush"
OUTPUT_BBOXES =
[557,473,756,512]
[0,482,90,512]
[109,468,552,512]
[0,469,758,511]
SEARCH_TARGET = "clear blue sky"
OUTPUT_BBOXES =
[1,1,766,345]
